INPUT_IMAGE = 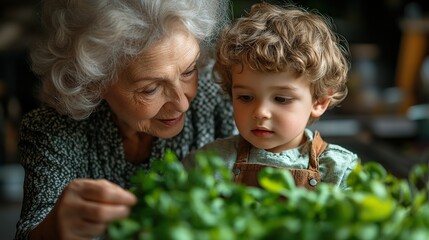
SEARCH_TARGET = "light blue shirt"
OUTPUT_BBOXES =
[183,129,359,189]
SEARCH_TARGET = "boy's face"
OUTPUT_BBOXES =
[231,64,328,153]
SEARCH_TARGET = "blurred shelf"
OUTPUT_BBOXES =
[311,115,428,178]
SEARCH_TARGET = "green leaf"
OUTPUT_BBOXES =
[108,219,140,240]
[258,167,296,193]
[355,194,395,222]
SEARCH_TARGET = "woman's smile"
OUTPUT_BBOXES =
[158,114,184,127]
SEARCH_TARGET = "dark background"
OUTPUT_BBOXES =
[1,0,429,238]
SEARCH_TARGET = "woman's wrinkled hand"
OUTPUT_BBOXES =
[30,179,137,240]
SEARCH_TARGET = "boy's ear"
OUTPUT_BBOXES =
[311,97,331,118]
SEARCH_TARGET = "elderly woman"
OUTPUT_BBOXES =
[15,0,236,239]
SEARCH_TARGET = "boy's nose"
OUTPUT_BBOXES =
[253,102,271,120]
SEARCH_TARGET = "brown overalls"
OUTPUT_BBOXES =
[232,131,327,190]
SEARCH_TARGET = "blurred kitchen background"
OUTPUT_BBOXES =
[1,0,429,239]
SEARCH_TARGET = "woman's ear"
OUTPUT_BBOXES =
[311,97,331,118]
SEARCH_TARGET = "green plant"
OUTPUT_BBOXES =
[108,150,429,240]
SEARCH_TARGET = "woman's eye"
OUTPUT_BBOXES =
[139,85,158,95]
[238,95,253,102]
[182,67,197,78]
[275,96,292,104]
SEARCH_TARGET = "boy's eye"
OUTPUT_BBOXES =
[237,95,253,102]
[275,96,292,103]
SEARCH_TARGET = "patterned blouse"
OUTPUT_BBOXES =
[14,66,237,239]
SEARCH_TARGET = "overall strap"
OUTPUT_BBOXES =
[236,136,250,164]
[308,131,327,172]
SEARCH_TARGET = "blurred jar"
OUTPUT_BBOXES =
[0,164,24,203]
[407,104,429,141]
[344,44,382,115]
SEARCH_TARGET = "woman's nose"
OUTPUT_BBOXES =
[168,85,190,112]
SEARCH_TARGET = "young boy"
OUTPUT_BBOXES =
[183,3,358,190]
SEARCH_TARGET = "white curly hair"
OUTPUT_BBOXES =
[31,0,231,120]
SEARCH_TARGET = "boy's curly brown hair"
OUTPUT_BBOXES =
[215,2,350,113]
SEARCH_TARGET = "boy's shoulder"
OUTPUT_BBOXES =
[201,135,241,151]
[307,128,358,161]
[182,135,240,170]
[324,142,359,160]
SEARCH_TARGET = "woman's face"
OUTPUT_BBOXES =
[103,28,200,138]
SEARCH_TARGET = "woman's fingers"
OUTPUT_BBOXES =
[67,179,137,205]
[53,178,137,239]
[71,219,108,239]
[77,198,132,222]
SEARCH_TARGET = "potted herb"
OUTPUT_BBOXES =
[108,150,429,240]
